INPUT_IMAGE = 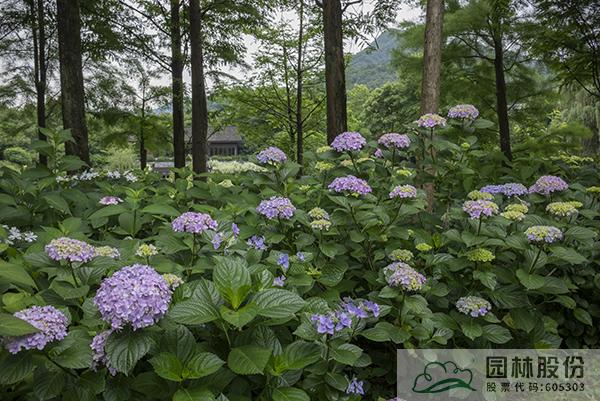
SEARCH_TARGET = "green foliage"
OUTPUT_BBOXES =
[2,147,32,166]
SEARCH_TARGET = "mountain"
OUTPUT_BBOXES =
[346,29,400,89]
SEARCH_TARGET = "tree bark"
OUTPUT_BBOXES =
[57,0,90,165]
[170,0,185,168]
[493,35,513,161]
[420,0,444,114]
[140,96,147,170]
[189,0,208,175]
[296,0,304,167]
[29,0,47,166]
[323,0,347,144]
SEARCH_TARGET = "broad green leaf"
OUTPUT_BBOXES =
[0,313,39,336]
[149,353,183,382]
[281,341,322,370]
[227,345,271,375]
[212,257,251,309]
[574,308,593,326]
[44,193,71,215]
[105,329,152,375]
[220,304,257,328]
[253,289,305,319]
[169,300,219,325]
[550,246,587,265]
[34,369,65,400]
[88,205,127,220]
[0,260,37,288]
[141,204,181,217]
[185,352,225,379]
[51,335,93,369]
[0,352,35,385]
[173,388,214,401]
[516,269,545,290]
[330,344,362,366]
[272,387,310,401]
[462,320,482,340]
[482,324,512,344]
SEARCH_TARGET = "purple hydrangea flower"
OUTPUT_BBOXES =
[99,196,123,206]
[45,237,96,263]
[384,262,427,291]
[172,212,218,234]
[346,378,365,395]
[232,223,240,238]
[341,298,380,319]
[256,196,296,220]
[481,183,527,197]
[256,146,287,164]
[328,175,372,196]
[211,233,223,250]
[529,175,568,195]
[448,104,479,120]
[378,133,411,149]
[296,252,305,262]
[331,132,366,152]
[456,296,491,317]
[525,226,563,244]
[462,200,499,219]
[277,253,290,271]
[4,306,68,354]
[91,329,116,375]
[389,184,417,199]
[480,184,504,195]
[94,264,172,330]
[247,235,267,250]
[94,246,121,259]
[373,149,384,158]
[417,113,447,128]
[273,276,286,287]
[311,314,335,335]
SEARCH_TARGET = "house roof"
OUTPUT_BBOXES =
[184,125,243,143]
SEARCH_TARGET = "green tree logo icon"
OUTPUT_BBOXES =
[412,361,476,394]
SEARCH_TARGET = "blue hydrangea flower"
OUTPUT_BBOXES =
[4,306,69,354]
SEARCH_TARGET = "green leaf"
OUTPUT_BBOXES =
[44,193,71,215]
[550,246,587,265]
[227,345,271,375]
[272,387,310,401]
[185,352,225,379]
[52,335,93,369]
[34,369,65,400]
[0,352,35,385]
[212,257,251,309]
[105,329,153,375]
[473,270,496,290]
[88,205,128,220]
[220,304,257,328]
[330,344,362,366]
[253,289,305,319]
[281,341,322,370]
[161,325,196,363]
[141,204,181,217]
[482,325,512,344]
[149,353,184,382]
[565,226,597,242]
[169,299,220,325]
[574,308,593,326]
[0,260,37,288]
[509,309,536,333]
[173,388,214,401]
[462,320,483,340]
[0,313,39,336]
[516,269,545,290]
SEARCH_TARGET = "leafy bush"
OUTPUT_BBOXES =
[0,106,598,401]
[2,146,32,166]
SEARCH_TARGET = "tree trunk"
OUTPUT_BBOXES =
[296,0,304,167]
[57,0,90,165]
[283,44,296,153]
[29,0,47,166]
[140,99,147,170]
[420,0,444,114]
[189,0,208,175]
[493,35,513,162]
[323,0,347,144]
[170,0,185,168]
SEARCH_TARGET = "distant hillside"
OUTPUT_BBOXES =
[346,30,400,89]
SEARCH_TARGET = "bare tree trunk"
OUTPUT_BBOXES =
[170,0,185,168]
[57,0,90,165]
[493,36,512,161]
[283,44,296,153]
[296,0,304,167]
[323,0,347,144]
[140,97,147,170]
[420,0,444,114]
[28,0,48,166]
[189,0,208,175]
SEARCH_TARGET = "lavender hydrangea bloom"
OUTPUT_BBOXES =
[91,329,116,375]
[311,314,335,335]
[296,252,305,262]
[328,175,372,196]
[94,246,121,259]
[172,212,218,234]
[94,264,172,330]
[331,132,366,152]
[256,196,296,220]
[45,237,96,263]
[525,226,563,244]
[417,113,447,128]
[389,184,417,199]
[232,223,240,238]
[529,175,569,195]
[378,133,411,149]
[211,233,223,250]
[256,146,287,164]
[4,306,68,353]
[277,253,290,271]
[247,235,267,250]
[456,296,492,317]
[373,148,384,158]
[480,184,504,195]
[384,262,427,291]
[462,200,499,219]
[341,298,380,318]
[346,378,365,395]
[448,104,479,120]
[481,183,527,197]
[273,276,286,287]
[99,196,123,206]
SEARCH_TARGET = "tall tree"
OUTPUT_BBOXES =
[57,0,90,164]
[28,0,48,165]
[170,0,186,168]
[420,0,444,114]
[189,0,208,174]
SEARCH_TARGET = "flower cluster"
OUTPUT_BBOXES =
[247,235,267,250]
[341,298,380,319]
[256,196,296,220]
[1,225,37,245]
[373,148,384,158]
[56,169,101,183]
[546,202,579,217]
[505,203,529,214]
[389,184,417,199]
[316,145,332,153]
[448,104,479,120]
[529,175,568,195]
[396,168,413,177]
[467,190,494,201]
[136,243,158,257]
[45,237,96,263]
[328,175,372,196]
[308,207,329,220]
[277,253,289,272]
[273,276,286,287]
[162,273,184,290]
[384,262,427,291]
[99,196,123,206]
[315,161,335,172]
[4,306,69,353]
[209,160,266,174]
[91,329,116,375]
[218,179,234,188]
[172,212,218,234]
[456,296,491,317]
[462,200,499,219]
[346,378,365,395]
[416,243,432,252]
[587,186,600,194]
[480,183,528,197]
[500,211,525,221]
[311,298,379,336]
[94,264,172,330]
[331,132,366,152]
[390,249,414,262]
[417,113,446,128]
[525,226,563,244]
[106,170,137,182]
[256,146,287,165]
[466,248,495,263]
[94,246,120,259]
[378,133,410,149]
